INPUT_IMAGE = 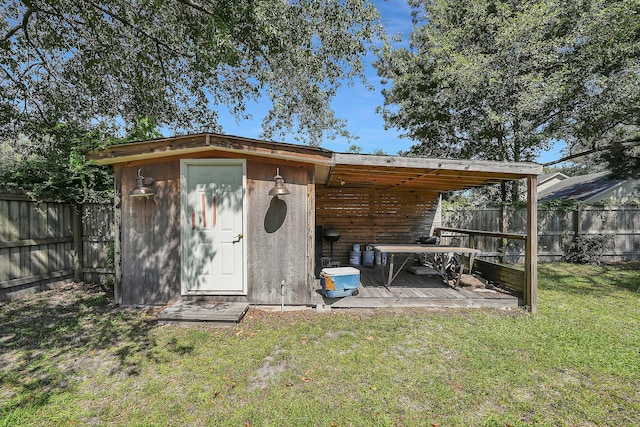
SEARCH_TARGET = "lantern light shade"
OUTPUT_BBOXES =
[129,168,156,198]
[268,168,290,196]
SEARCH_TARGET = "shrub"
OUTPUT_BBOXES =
[564,235,612,265]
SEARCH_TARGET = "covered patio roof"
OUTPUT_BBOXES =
[90,133,542,191]
[322,153,540,191]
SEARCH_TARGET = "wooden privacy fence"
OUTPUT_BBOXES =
[81,203,115,285]
[0,192,113,300]
[442,205,640,263]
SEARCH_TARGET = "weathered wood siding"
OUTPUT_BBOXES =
[246,162,312,305]
[0,193,76,300]
[118,161,182,305]
[443,206,640,262]
[116,155,314,306]
[315,187,440,263]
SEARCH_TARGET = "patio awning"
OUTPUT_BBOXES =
[319,153,541,191]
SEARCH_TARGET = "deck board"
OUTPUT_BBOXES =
[158,301,249,325]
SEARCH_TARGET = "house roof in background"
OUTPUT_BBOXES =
[538,172,569,185]
[88,133,543,193]
[538,172,625,202]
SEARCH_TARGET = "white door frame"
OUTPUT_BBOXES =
[180,159,247,296]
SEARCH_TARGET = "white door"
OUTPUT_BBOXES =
[181,160,246,295]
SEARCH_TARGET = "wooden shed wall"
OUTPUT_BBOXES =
[315,186,441,264]
[245,162,312,305]
[116,155,313,306]
[118,161,181,305]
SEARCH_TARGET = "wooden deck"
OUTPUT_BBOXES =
[157,301,250,326]
[314,265,522,309]
[156,265,521,325]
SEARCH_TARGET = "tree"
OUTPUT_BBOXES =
[544,135,640,178]
[0,118,162,203]
[376,0,640,202]
[1,0,384,146]
[347,143,363,153]
[599,138,640,180]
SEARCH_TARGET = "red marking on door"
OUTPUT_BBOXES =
[212,195,217,228]
[201,194,207,228]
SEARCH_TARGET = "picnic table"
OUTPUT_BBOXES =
[372,244,482,289]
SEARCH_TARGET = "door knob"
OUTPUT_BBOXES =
[233,233,243,243]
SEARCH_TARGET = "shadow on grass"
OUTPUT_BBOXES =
[539,261,640,296]
[0,282,159,417]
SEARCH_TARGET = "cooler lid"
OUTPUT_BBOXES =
[321,267,360,276]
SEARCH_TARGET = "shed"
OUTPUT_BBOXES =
[90,133,542,312]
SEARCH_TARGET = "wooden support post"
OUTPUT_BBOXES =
[525,175,538,313]
[467,233,476,275]
[72,204,83,282]
[307,167,316,303]
[113,166,123,305]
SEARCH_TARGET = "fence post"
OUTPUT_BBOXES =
[574,204,582,241]
[72,204,83,282]
[499,204,508,263]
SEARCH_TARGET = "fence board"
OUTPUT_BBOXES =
[0,193,115,300]
[82,203,115,286]
[8,201,19,240]
[0,201,7,241]
[444,206,640,262]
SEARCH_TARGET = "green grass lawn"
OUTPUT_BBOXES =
[1,263,639,426]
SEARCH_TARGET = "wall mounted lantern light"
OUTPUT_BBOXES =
[129,168,156,198]
[268,168,290,196]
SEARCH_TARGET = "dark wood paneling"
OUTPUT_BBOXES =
[315,187,440,264]
[472,259,525,292]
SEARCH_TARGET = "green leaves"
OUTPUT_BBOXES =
[1,0,385,145]
[377,0,640,189]
[1,1,386,199]
[0,118,161,203]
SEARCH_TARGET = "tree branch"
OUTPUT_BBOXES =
[174,0,215,17]
[84,0,195,58]
[544,137,640,166]
[1,5,34,43]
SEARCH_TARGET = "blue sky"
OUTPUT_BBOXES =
[216,1,562,164]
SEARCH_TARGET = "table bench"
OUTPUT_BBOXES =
[372,244,482,289]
